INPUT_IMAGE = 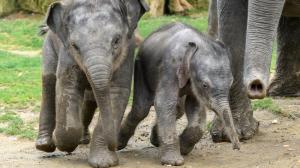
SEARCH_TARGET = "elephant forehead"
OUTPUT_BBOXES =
[67,1,123,26]
[70,9,122,25]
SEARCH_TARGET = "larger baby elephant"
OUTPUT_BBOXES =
[35,0,148,167]
[118,23,240,166]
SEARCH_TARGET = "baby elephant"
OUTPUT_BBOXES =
[118,23,240,166]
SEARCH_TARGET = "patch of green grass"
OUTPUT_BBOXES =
[252,98,282,114]
[0,112,36,140]
[0,50,41,109]
[0,19,43,51]
[271,43,277,72]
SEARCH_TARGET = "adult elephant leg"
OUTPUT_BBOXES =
[180,95,206,155]
[118,59,153,150]
[36,33,58,153]
[268,16,300,97]
[211,0,259,142]
[80,89,97,144]
[150,96,185,147]
[208,0,218,39]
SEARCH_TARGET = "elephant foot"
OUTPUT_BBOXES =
[88,149,119,168]
[180,127,203,155]
[117,126,135,150]
[160,146,184,166]
[79,129,91,145]
[150,125,160,147]
[268,77,300,97]
[210,116,259,142]
[53,127,81,153]
[36,134,56,153]
[117,134,131,150]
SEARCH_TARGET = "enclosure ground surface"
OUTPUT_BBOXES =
[1,100,300,168]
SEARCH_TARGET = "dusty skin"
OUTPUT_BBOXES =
[1,98,300,168]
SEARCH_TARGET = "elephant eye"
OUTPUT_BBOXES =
[202,82,209,89]
[112,35,121,49]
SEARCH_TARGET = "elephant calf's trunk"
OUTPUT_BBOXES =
[213,100,240,150]
[85,57,117,151]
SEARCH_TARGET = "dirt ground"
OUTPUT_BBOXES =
[1,98,300,168]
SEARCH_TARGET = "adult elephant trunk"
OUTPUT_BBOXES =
[83,53,117,151]
[211,96,240,150]
[244,0,285,99]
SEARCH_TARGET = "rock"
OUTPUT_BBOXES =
[272,119,279,124]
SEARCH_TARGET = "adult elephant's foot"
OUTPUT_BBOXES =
[88,149,118,168]
[35,134,56,153]
[268,76,300,97]
[79,129,91,145]
[210,115,259,142]
[160,145,184,166]
[150,125,160,147]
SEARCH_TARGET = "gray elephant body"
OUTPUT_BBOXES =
[207,0,300,142]
[118,23,240,166]
[35,0,148,167]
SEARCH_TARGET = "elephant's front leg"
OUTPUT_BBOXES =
[180,95,206,155]
[89,48,134,168]
[53,64,85,153]
[88,86,131,168]
[150,96,185,148]
[155,84,184,166]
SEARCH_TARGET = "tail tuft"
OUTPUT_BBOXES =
[38,24,49,36]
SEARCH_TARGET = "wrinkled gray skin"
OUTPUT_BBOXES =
[207,0,300,142]
[35,0,148,167]
[118,23,240,166]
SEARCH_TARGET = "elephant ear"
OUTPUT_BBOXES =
[45,2,68,45]
[177,42,198,89]
[123,0,149,37]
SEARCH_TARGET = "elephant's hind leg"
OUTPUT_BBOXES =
[118,59,153,150]
[80,89,97,145]
[268,16,300,97]
[36,34,58,153]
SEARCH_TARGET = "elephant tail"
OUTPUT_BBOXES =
[38,24,49,36]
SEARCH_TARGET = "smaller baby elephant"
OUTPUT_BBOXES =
[118,23,240,166]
